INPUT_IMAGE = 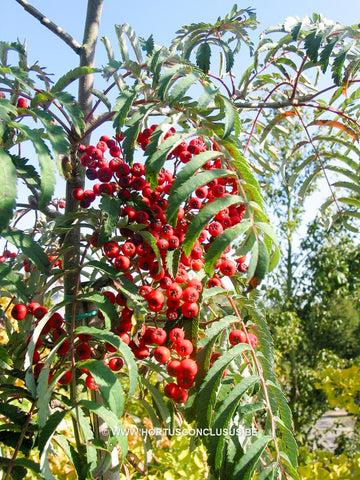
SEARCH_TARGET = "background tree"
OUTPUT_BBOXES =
[0,2,360,480]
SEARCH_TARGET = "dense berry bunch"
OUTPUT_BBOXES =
[11,126,258,405]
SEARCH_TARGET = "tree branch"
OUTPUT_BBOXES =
[14,0,82,54]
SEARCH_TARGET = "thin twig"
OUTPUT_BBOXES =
[14,0,82,54]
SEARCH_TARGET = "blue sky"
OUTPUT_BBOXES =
[3,0,359,77]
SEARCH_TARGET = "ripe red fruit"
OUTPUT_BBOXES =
[179,358,198,377]
[219,259,236,276]
[182,287,200,303]
[167,359,182,376]
[78,333,92,342]
[173,386,189,404]
[57,339,70,355]
[85,374,99,390]
[27,302,41,315]
[33,305,48,320]
[108,357,124,371]
[17,97,28,108]
[166,283,183,301]
[181,301,199,318]
[11,303,27,320]
[72,188,84,201]
[169,327,185,343]
[114,255,131,270]
[164,382,179,399]
[177,374,195,389]
[153,346,171,363]
[147,289,165,312]
[150,328,167,345]
[175,339,194,357]
[229,329,247,346]
[248,332,258,348]
[103,241,120,259]
[208,221,223,237]
[48,312,64,329]
[58,370,72,385]
[76,343,92,360]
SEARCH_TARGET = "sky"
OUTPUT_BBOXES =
[2,0,359,78]
[2,0,360,235]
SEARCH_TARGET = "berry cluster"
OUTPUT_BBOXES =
[0,249,17,263]
[10,125,258,405]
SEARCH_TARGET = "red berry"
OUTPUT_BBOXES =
[169,328,185,343]
[166,283,183,301]
[179,358,198,377]
[151,328,167,345]
[85,374,99,390]
[219,259,236,276]
[17,97,28,108]
[181,302,199,318]
[33,306,48,320]
[167,359,182,376]
[164,382,179,398]
[114,255,131,270]
[173,386,189,403]
[76,343,92,360]
[229,329,247,346]
[182,287,200,303]
[58,370,72,385]
[175,339,193,357]
[11,303,27,320]
[153,346,171,363]
[27,302,41,315]
[177,374,195,389]
[248,332,258,348]
[108,357,124,371]
[103,241,120,259]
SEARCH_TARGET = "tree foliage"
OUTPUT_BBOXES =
[0,2,360,479]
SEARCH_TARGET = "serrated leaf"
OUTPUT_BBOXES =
[98,196,122,245]
[140,377,172,428]
[122,123,141,165]
[54,91,85,135]
[164,248,181,279]
[196,343,251,429]
[232,435,272,479]
[168,71,200,105]
[196,42,211,73]
[38,410,69,460]
[116,23,143,64]
[79,359,124,418]
[204,220,251,276]
[75,326,138,401]
[216,94,237,137]
[76,292,117,329]
[2,229,50,274]
[0,148,16,232]
[31,109,69,156]
[8,122,55,208]
[183,195,244,256]
[113,90,137,132]
[208,375,260,473]
[332,40,355,85]
[51,67,97,93]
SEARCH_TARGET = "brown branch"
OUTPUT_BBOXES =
[14,0,82,54]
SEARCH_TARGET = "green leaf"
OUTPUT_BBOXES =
[216,94,237,137]
[122,123,141,165]
[168,167,234,226]
[0,149,16,232]
[98,196,123,245]
[113,90,137,132]
[51,67,98,93]
[196,343,251,429]
[141,377,172,428]
[183,195,244,256]
[75,326,138,400]
[11,155,41,189]
[76,292,117,329]
[2,229,50,274]
[232,435,272,479]
[31,109,69,156]
[208,375,260,473]
[168,71,200,105]
[115,23,143,64]
[332,40,355,85]
[78,399,128,462]
[196,42,211,73]
[55,91,85,135]
[204,220,251,276]
[8,122,55,208]
[38,410,69,461]
[79,359,124,418]
[166,150,223,224]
